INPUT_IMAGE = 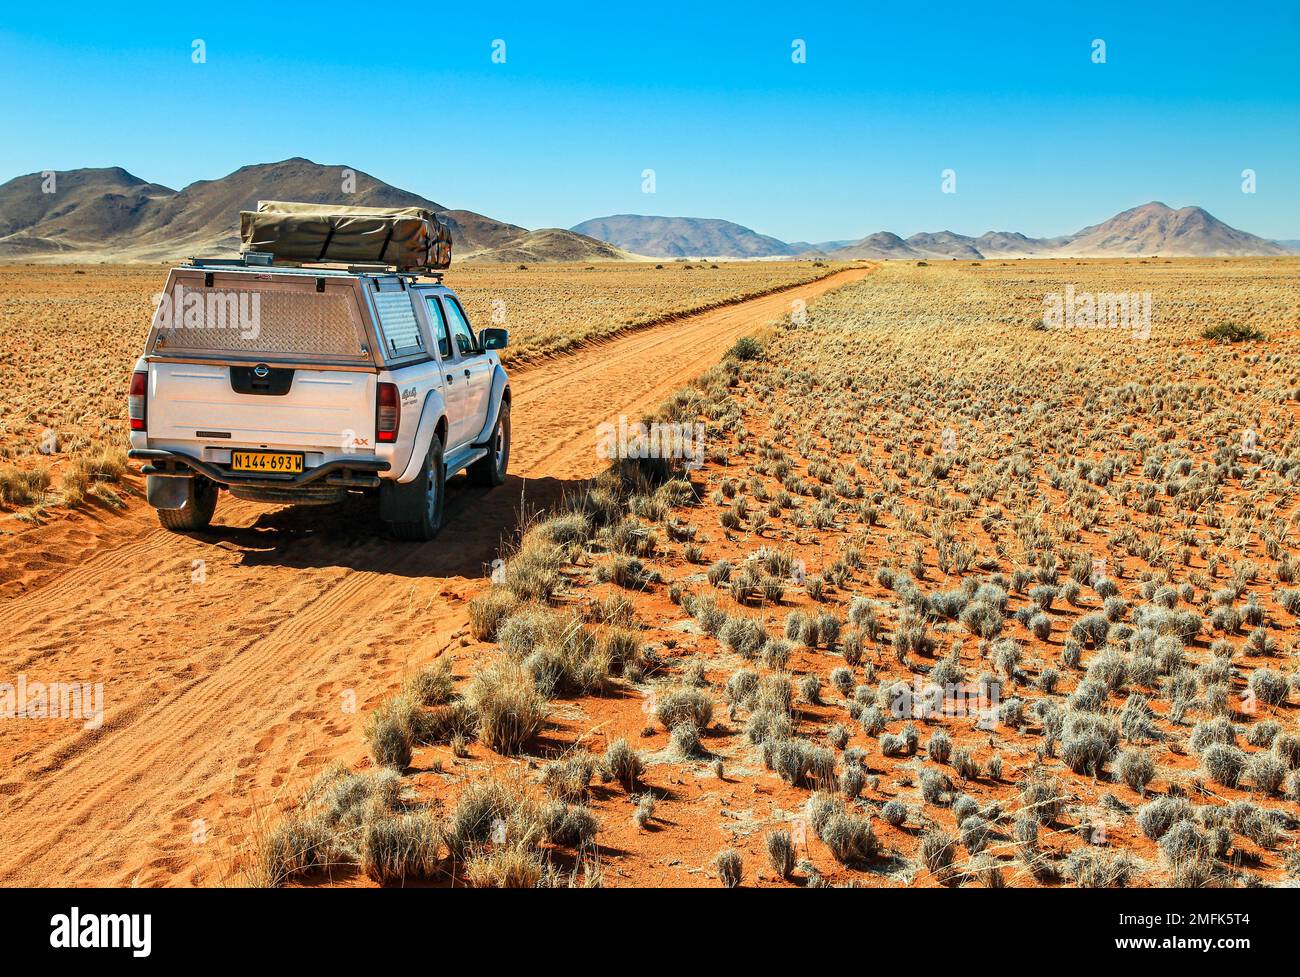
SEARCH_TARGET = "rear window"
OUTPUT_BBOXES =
[373,289,425,357]
[151,279,368,359]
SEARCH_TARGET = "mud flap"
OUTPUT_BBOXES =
[379,478,423,522]
[147,474,192,510]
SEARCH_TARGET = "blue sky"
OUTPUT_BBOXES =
[2,2,1297,241]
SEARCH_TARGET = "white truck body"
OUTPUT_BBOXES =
[128,258,511,539]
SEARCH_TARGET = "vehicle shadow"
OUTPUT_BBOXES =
[205,473,589,578]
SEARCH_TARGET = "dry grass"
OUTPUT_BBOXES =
[244,256,1300,888]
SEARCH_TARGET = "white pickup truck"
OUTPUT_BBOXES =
[127,255,511,541]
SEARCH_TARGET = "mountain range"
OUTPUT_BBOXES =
[0,158,631,264]
[0,157,1293,264]
[572,204,1296,260]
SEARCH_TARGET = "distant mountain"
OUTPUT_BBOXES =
[570,215,799,258]
[819,232,922,260]
[1061,202,1288,257]
[903,231,984,260]
[0,158,621,263]
[971,231,1065,257]
[464,228,633,264]
[3,170,1291,265]
[819,202,1288,261]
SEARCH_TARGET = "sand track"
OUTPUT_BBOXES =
[0,266,871,886]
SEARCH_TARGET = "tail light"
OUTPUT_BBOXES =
[377,382,400,443]
[129,371,147,431]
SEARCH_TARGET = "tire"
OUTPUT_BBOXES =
[156,476,218,532]
[469,402,510,487]
[388,435,445,541]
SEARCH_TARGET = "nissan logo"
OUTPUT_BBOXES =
[253,364,270,379]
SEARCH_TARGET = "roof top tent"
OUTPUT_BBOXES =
[237,200,453,272]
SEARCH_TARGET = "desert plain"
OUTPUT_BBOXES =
[1,256,1298,888]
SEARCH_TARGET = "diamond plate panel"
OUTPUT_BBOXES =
[158,286,364,357]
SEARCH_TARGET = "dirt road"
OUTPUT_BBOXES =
[0,266,871,886]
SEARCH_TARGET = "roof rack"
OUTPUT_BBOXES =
[182,253,444,283]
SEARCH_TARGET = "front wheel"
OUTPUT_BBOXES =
[386,435,445,541]
[469,402,510,487]
[156,476,218,532]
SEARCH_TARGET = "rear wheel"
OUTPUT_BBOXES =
[156,476,218,532]
[469,402,510,487]
[388,435,445,541]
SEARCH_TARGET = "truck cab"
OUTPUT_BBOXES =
[128,257,510,541]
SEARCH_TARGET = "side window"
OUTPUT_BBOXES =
[373,289,425,357]
[444,297,477,357]
[424,297,451,359]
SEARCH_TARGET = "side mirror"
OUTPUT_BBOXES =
[480,328,509,351]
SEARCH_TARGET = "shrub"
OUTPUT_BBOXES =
[542,802,599,848]
[468,587,521,641]
[927,729,952,763]
[727,335,764,361]
[1190,717,1237,753]
[765,830,795,878]
[812,798,878,865]
[715,848,744,887]
[542,752,598,802]
[604,738,644,788]
[655,686,714,731]
[951,747,980,780]
[358,811,442,884]
[1061,712,1119,776]
[1200,742,1247,787]
[919,829,958,884]
[469,658,548,754]
[253,815,335,886]
[1020,772,1066,823]
[1029,612,1052,641]
[364,695,418,769]
[881,799,908,827]
[920,768,953,806]
[1247,752,1286,794]
[1202,321,1264,342]
[1249,669,1290,706]
[466,844,545,888]
[1066,848,1137,888]
[1137,797,1193,840]
[960,815,993,855]
[403,659,456,706]
[670,722,701,757]
[1115,748,1156,793]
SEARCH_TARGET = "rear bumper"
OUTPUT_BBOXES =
[129,448,390,490]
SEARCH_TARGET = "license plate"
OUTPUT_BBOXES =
[231,451,304,474]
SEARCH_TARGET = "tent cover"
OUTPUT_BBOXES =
[239,200,452,270]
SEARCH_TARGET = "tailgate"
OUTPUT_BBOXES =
[147,362,376,449]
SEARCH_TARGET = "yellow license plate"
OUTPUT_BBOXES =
[231,451,304,474]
